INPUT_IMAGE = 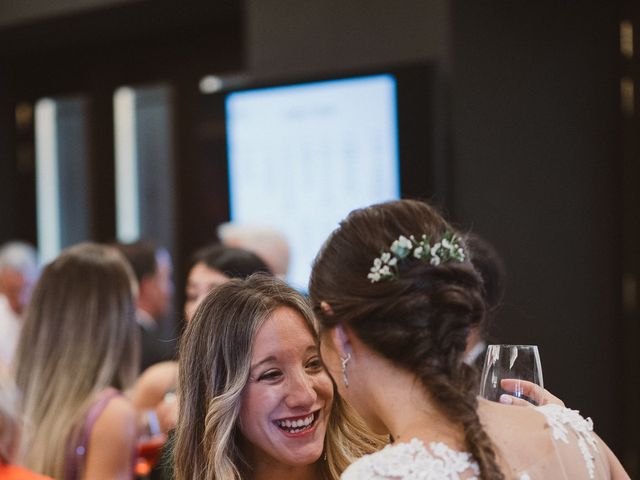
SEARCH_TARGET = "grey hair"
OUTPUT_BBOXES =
[0,242,38,274]
[217,223,290,277]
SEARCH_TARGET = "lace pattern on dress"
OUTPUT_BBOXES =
[536,404,599,479]
[341,438,480,480]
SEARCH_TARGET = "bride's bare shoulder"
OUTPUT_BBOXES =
[479,400,556,464]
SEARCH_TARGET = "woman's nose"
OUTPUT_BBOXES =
[284,372,317,409]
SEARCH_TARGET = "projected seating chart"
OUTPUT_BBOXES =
[226,74,400,289]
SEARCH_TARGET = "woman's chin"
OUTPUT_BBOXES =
[272,442,324,468]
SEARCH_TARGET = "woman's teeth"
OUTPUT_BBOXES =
[276,413,315,432]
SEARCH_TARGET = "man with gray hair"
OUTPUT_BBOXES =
[0,241,38,365]
[217,223,290,279]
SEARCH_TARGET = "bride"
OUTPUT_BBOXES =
[309,199,629,479]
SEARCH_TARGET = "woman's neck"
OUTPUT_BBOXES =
[361,351,465,448]
[251,460,322,480]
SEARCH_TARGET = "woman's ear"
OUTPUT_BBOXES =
[330,324,352,359]
[319,301,334,316]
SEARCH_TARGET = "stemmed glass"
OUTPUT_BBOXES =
[134,409,167,480]
[479,345,544,406]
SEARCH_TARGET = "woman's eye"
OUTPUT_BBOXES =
[258,370,282,382]
[305,357,323,371]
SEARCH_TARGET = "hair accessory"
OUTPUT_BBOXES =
[341,353,351,388]
[367,232,466,283]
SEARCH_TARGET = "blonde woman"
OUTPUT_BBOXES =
[174,274,383,480]
[0,366,52,480]
[14,243,140,480]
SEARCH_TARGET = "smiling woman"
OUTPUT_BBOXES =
[239,306,333,473]
[174,274,382,480]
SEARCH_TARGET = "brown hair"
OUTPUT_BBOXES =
[112,239,159,283]
[309,199,505,479]
[15,243,139,477]
[174,274,381,480]
[190,244,271,279]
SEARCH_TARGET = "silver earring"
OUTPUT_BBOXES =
[341,353,351,388]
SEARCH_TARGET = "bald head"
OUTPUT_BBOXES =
[217,223,290,278]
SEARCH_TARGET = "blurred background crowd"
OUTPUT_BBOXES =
[0,0,638,477]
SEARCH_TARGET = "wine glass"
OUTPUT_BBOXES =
[134,409,167,479]
[479,344,544,405]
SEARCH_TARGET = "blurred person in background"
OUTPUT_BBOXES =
[182,244,271,323]
[218,223,290,279]
[114,240,176,372]
[131,245,271,480]
[15,243,139,480]
[0,242,38,366]
[0,366,52,479]
[132,244,271,413]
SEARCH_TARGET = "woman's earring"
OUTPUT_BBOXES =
[341,353,351,388]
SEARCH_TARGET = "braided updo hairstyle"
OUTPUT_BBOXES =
[308,199,505,479]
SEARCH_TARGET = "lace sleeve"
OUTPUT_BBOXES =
[535,404,609,479]
[340,439,480,479]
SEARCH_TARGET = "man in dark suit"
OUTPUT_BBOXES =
[114,240,176,372]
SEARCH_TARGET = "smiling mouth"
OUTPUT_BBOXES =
[274,411,318,434]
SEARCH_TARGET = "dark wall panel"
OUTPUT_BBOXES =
[452,0,622,451]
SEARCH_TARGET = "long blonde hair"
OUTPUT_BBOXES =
[174,274,383,480]
[14,243,139,478]
[0,366,20,465]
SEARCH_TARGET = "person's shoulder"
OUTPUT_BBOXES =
[535,404,593,441]
[341,442,408,479]
[341,450,385,480]
[92,394,136,441]
[83,392,136,478]
[341,439,478,479]
[481,400,558,466]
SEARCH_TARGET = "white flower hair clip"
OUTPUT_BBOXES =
[367,232,466,283]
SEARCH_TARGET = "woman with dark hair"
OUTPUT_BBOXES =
[174,274,381,480]
[308,199,628,479]
[183,244,271,323]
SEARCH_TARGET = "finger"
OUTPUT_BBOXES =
[499,394,533,407]
[500,379,565,407]
[541,391,565,407]
[500,378,543,394]
[500,378,542,398]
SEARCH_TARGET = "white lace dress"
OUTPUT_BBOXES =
[341,405,612,479]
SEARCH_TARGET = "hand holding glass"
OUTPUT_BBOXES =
[135,409,167,479]
[479,345,544,406]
